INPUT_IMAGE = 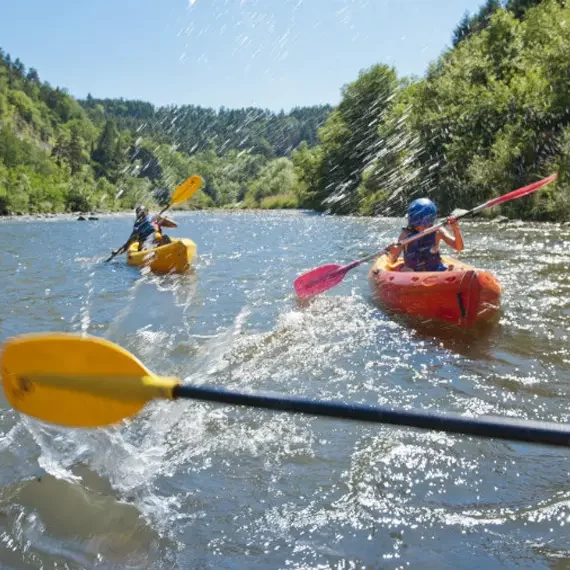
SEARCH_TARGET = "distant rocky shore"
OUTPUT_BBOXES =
[0,211,130,222]
[1,210,569,225]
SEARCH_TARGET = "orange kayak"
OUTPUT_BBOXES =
[368,255,502,328]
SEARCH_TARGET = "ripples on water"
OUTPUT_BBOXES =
[0,213,569,569]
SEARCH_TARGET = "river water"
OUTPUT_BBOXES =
[0,211,569,569]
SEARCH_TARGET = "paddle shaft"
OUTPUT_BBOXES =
[347,174,559,270]
[105,210,171,262]
[334,220,448,274]
[105,250,122,263]
[173,384,570,447]
[3,331,568,444]
[158,202,174,218]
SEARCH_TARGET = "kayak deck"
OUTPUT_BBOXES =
[127,238,197,274]
[368,255,502,329]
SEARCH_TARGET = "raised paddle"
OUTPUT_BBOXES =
[2,332,570,447]
[294,173,558,298]
[105,174,202,262]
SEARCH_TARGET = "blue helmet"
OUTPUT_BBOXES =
[408,198,437,227]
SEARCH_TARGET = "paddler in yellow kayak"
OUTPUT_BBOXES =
[387,198,464,272]
[111,205,175,256]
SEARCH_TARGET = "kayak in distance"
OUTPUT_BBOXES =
[127,238,197,274]
[368,255,502,329]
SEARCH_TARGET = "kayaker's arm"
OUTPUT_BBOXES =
[386,231,410,262]
[438,218,464,252]
[112,231,138,256]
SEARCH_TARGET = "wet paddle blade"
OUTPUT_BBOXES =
[1,333,177,428]
[2,333,570,447]
[480,174,557,211]
[171,175,202,205]
[293,264,349,298]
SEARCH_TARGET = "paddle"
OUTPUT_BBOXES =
[105,175,202,262]
[294,173,558,298]
[2,332,570,447]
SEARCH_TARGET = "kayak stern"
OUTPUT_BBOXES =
[127,238,197,274]
[368,256,502,329]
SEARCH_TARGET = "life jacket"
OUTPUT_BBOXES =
[403,226,445,271]
[133,215,158,241]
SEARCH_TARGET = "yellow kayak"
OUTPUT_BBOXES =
[127,238,197,274]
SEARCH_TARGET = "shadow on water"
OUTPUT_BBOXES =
[367,300,570,404]
[294,295,314,311]
[0,465,173,570]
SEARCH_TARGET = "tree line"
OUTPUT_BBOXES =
[2,0,569,220]
[0,49,330,215]
[292,0,570,221]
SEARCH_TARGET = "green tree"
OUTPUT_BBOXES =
[91,119,122,182]
[294,64,399,213]
[51,133,69,167]
[506,0,545,19]
[452,0,503,46]
[67,126,84,174]
[244,157,299,207]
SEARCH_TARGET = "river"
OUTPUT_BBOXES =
[0,211,569,569]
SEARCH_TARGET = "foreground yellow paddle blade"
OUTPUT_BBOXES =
[171,175,202,205]
[1,334,178,428]
[2,333,570,447]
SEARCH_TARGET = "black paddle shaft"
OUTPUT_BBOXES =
[173,384,570,448]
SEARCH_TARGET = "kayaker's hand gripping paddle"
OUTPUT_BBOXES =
[293,174,558,298]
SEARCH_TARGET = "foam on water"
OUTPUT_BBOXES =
[1,213,569,568]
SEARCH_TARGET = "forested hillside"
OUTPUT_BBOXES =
[2,0,569,220]
[293,0,570,221]
[80,97,329,159]
[0,50,330,215]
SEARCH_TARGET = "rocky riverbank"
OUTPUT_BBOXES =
[0,211,131,223]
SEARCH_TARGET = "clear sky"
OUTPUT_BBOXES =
[1,0,484,111]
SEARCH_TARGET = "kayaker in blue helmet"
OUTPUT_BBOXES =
[111,205,173,256]
[387,198,464,271]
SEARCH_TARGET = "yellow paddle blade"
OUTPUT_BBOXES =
[158,217,178,228]
[171,175,202,205]
[1,333,179,428]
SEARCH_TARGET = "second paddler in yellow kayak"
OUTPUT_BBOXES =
[112,205,178,257]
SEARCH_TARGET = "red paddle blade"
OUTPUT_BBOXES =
[294,264,348,298]
[483,174,557,209]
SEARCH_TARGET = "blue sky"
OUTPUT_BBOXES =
[1,0,484,111]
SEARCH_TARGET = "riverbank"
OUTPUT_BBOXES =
[2,209,570,226]
[0,208,313,222]
[0,211,130,223]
